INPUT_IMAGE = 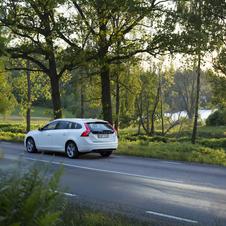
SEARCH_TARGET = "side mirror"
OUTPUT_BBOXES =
[38,127,43,131]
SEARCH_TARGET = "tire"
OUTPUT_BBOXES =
[66,141,79,159]
[26,137,37,153]
[100,151,112,157]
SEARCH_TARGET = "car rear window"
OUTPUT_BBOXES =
[87,122,114,134]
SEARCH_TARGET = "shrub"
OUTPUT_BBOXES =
[0,123,43,134]
[205,110,226,126]
[0,155,67,226]
[137,135,149,141]
[151,136,168,143]
[0,131,25,142]
[197,138,226,149]
[178,137,191,142]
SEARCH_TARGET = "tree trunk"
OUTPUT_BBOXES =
[136,96,142,134]
[159,67,164,135]
[49,50,62,119]
[26,59,31,132]
[145,94,150,135]
[98,20,113,124]
[50,77,62,119]
[100,66,112,124]
[138,118,141,134]
[115,76,120,131]
[192,54,201,144]
[115,40,120,131]
[81,86,84,118]
[151,86,160,135]
[136,94,147,134]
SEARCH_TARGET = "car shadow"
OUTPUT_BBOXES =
[36,151,110,160]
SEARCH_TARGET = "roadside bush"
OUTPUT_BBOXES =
[120,133,168,143]
[197,138,226,149]
[0,156,67,226]
[151,136,168,143]
[178,137,192,142]
[206,110,226,126]
[190,148,226,165]
[0,131,25,142]
[139,140,149,146]
[124,135,137,142]
[0,123,42,134]
[137,135,149,141]
[116,140,226,166]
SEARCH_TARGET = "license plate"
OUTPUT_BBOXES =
[98,134,109,138]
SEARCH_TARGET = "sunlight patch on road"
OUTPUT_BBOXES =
[146,211,198,224]
[4,154,184,184]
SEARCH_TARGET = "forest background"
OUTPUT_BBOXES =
[1,0,226,145]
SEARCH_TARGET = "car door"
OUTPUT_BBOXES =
[51,121,70,151]
[36,121,58,150]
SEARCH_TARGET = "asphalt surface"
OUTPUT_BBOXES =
[1,141,226,226]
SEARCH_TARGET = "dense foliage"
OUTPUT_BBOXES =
[0,60,17,119]
[206,110,226,126]
[0,157,67,226]
[1,0,226,145]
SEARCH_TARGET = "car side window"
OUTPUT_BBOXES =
[42,121,58,130]
[55,121,69,130]
[68,122,82,129]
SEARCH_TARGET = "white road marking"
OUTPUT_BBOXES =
[146,211,198,224]
[4,154,184,183]
[53,190,77,197]
[161,161,182,165]
[63,192,77,197]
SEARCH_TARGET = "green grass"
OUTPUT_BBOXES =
[115,122,226,166]
[59,199,150,226]
[0,106,74,124]
[115,138,226,166]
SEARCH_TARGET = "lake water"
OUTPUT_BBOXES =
[166,109,216,121]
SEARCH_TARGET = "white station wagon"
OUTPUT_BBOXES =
[24,118,118,158]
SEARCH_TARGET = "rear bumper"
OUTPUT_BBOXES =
[76,139,118,153]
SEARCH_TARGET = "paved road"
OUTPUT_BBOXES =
[1,141,226,226]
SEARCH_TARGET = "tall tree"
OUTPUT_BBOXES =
[174,0,218,144]
[206,0,226,108]
[12,59,51,125]
[0,0,84,119]
[135,68,160,135]
[206,69,226,110]
[171,70,197,118]
[112,60,140,130]
[0,28,17,119]
[165,69,211,116]
[0,59,17,119]
[69,0,172,124]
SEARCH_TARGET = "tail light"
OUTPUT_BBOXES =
[109,124,117,136]
[81,124,91,137]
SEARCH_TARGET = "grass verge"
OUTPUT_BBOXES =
[59,198,152,226]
